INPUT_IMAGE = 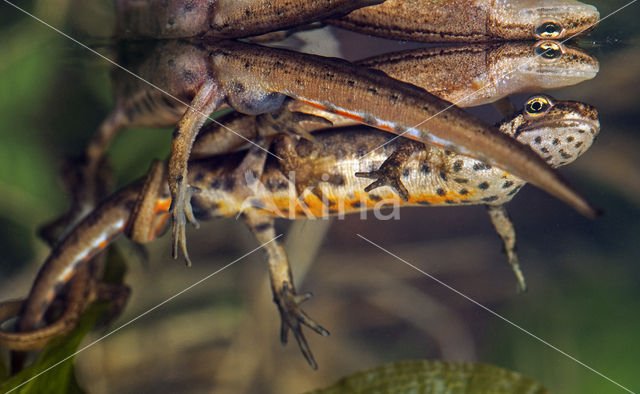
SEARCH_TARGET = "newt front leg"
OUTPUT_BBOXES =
[355,139,427,201]
[169,80,225,266]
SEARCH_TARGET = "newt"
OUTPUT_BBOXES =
[7,95,599,369]
[72,39,597,267]
[330,0,600,42]
[113,0,599,42]
[190,40,598,156]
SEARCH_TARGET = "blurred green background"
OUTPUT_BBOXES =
[0,0,639,392]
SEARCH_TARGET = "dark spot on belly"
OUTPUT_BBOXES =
[421,164,430,174]
[502,180,514,189]
[454,178,468,184]
[478,182,490,190]
[418,201,431,206]
[473,163,491,171]
[459,188,469,195]
[436,188,446,196]
[552,138,560,145]
[445,199,456,204]
[534,136,542,144]
[402,169,410,178]
[369,194,382,202]
[439,172,447,181]
[453,160,463,172]
[482,196,499,202]
[351,201,363,208]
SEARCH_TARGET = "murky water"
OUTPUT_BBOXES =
[0,1,638,392]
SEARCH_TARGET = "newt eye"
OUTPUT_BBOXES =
[535,20,563,39]
[525,96,552,116]
[535,41,563,59]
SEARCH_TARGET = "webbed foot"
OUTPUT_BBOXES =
[275,281,329,370]
[170,182,201,267]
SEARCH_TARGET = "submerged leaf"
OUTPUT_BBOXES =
[0,303,108,394]
[307,360,548,394]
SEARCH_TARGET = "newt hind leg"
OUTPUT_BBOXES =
[242,209,329,369]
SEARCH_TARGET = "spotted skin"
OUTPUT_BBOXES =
[11,96,598,368]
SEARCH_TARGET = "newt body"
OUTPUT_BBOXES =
[11,96,598,368]
[114,0,384,39]
[114,0,599,42]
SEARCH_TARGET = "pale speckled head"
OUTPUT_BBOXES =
[501,95,599,168]
[490,0,600,40]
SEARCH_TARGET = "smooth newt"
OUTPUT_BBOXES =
[114,0,599,42]
[330,0,600,42]
[10,95,599,369]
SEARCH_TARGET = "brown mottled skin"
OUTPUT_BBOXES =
[355,41,599,107]
[114,0,599,42]
[330,0,600,42]
[114,0,384,39]
[6,96,598,369]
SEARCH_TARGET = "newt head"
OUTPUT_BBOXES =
[491,0,600,40]
[503,95,599,168]
[499,41,599,90]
